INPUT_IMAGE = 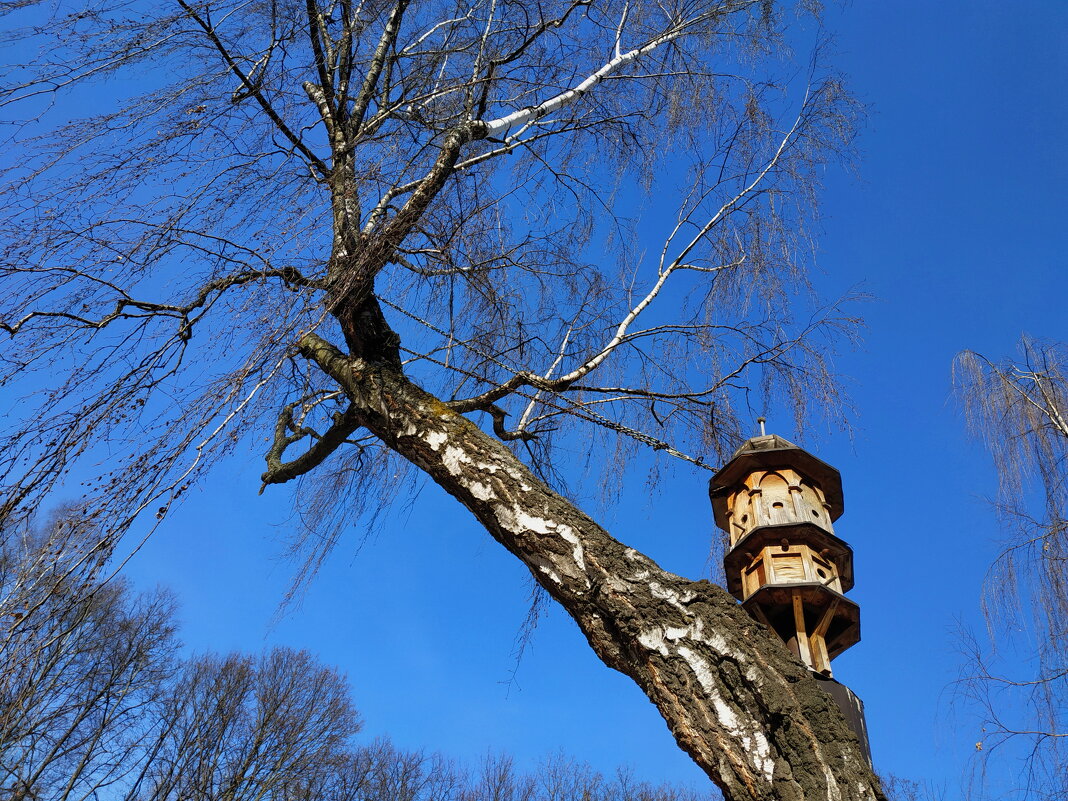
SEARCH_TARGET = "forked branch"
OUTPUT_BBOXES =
[261,399,363,489]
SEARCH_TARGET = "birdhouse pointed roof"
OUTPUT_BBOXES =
[709,433,845,525]
[729,433,801,458]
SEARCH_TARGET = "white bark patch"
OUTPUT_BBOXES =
[648,581,695,608]
[493,504,589,587]
[664,625,692,640]
[557,523,586,571]
[745,666,763,687]
[624,548,654,571]
[536,561,562,585]
[425,435,535,495]
[638,628,669,655]
[702,630,731,657]
[467,481,495,501]
[513,508,551,535]
[442,445,471,475]
[472,459,533,492]
[607,575,630,593]
[637,624,695,656]
[822,765,842,801]
[676,645,775,784]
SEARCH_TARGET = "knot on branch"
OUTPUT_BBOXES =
[485,404,536,442]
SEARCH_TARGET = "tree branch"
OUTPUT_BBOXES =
[261,400,363,489]
[178,0,331,178]
[291,333,885,801]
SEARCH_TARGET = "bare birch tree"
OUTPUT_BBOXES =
[954,338,1067,800]
[0,515,178,801]
[0,514,364,801]
[0,0,878,798]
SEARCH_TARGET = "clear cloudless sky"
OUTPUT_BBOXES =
[114,2,1067,798]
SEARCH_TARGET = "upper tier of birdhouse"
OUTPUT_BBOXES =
[709,433,844,548]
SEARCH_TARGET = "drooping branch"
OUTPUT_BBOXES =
[953,338,1068,772]
[2,267,313,338]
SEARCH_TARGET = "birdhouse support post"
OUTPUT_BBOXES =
[791,591,813,668]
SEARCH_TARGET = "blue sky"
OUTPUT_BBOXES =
[106,1,1068,797]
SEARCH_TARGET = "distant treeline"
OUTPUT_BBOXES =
[0,514,715,801]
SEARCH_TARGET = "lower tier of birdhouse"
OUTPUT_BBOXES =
[742,583,860,677]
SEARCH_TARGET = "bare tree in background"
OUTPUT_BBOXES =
[954,338,1067,800]
[302,742,720,801]
[0,515,363,801]
[0,515,177,800]
[0,0,877,797]
[0,514,722,801]
[129,648,362,801]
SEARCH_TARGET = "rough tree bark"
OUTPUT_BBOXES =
[291,333,882,801]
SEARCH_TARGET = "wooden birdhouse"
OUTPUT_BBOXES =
[709,429,860,677]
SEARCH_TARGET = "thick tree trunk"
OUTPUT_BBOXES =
[300,333,885,801]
